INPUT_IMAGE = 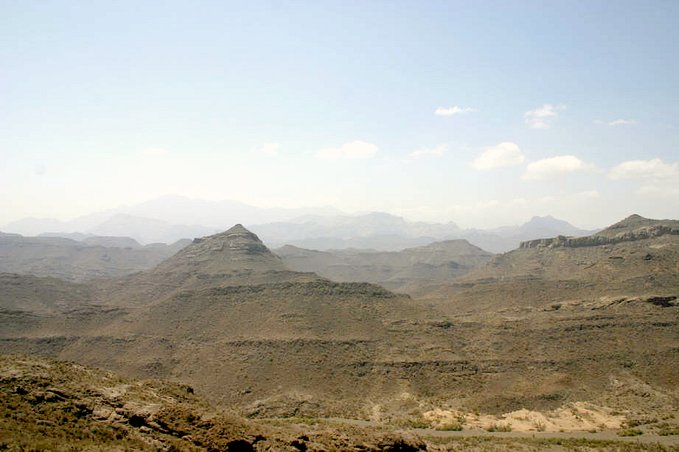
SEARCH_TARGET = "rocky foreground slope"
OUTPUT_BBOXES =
[0,354,428,451]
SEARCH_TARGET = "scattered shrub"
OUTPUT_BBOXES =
[617,428,643,437]
[486,423,512,432]
[436,422,463,431]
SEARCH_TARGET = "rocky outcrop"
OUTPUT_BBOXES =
[520,225,679,249]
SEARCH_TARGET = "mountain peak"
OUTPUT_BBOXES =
[620,214,646,223]
[153,224,286,278]
[599,214,650,234]
[223,223,251,235]
[529,215,555,221]
[524,215,569,228]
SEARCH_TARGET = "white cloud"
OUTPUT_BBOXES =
[435,106,476,116]
[471,142,525,170]
[315,141,379,160]
[259,142,280,156]
[607,119,636,126]
[609,158,679,180]
[524,104,564,129]
[410,144,447,159]
[595,119,636,126]
[523,155,593,180]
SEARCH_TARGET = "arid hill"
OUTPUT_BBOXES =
[425,214,679,311]
[276,239,493,294]
[95,224,322,305]
[0,226,431,418]
[0,232,189,282]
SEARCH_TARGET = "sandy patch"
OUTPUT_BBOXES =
[424,402,625,432]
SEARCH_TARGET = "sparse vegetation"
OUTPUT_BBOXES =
[656,424,679,436]
[486,423,512,432]
[435,422,463,431]
[624,416,658,428]
[401,418,430,429]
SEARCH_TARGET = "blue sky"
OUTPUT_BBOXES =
[1,0,678,228]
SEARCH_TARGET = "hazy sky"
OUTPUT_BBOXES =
[1,0,678,228]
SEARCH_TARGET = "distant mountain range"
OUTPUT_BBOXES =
[251,213,596,253]
[2,195,596,252]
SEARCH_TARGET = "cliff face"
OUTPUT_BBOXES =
[520,223,679,249]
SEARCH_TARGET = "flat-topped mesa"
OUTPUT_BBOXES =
[520,215,679,249]
[152,224,287,275]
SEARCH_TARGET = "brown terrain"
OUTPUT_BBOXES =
[0,216,678,450]
[276,239,493,294]
[0,232,189,282]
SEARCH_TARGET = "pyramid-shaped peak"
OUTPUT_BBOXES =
[151,223,286,278]
[194,224,263,247]
[224,223,252,235]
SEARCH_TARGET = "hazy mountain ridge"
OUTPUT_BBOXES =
[2,196,595,251]
[2,195,342,244]
[253,213,594,253]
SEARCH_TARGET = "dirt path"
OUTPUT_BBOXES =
[416,428,679,446]
[318,418,679,447]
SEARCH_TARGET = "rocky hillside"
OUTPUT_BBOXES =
[0,226,434,418]
[97,224,322,305]
[152,224,287,276]
[520,215,679,249]
[0,354,427,451]
[428,215,679,311]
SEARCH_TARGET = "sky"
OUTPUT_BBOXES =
[1,0,678,229]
